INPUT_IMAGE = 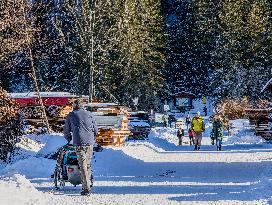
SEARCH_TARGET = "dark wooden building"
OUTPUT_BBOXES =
[172,92,196,111]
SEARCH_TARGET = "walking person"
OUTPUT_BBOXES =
[191,111,205,150]
[186,115,191,129]
[64,100,98,195]
[210,115,224,151]
[177,128,184,146]
[162,114,168,127]
[203,106,208,116]
[188,127,194,146]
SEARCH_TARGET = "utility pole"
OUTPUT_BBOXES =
[89,0,96,103]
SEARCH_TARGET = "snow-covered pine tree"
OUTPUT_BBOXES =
[113,0,166,110]
[0,0,30,61]
[163,0,218,98]
[211,0,272,102]
[61,0,166,110]
[163,0,194,94]
[190,0,219,96]
[31,0,78,93]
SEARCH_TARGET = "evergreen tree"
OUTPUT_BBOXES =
[32,0,78,92]
[211,0,272,102]
[62,0,166,109]
[163,0,218,97]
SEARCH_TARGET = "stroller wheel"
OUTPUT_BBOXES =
[53,169,59,189]
[54,166,64,189]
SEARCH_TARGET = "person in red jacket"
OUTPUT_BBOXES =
[188,127,194,146]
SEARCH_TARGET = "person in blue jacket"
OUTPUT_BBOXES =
[63,99,98,195]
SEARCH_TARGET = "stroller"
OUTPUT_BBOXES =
[52,146,82,189]
[52,144,99,190]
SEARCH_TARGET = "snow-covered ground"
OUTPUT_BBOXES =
[1,120,272,205]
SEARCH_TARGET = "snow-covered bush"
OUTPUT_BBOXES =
[0,87,23,161]
[215,97,250,120]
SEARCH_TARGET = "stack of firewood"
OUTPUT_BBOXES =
[95,115,131,146]
[0,87,23,161]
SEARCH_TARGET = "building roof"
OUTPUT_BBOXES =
[172,91,196,97]
[8,92,77,98]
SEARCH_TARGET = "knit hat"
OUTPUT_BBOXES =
[73,99,82,109]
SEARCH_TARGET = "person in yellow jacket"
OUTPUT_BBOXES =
[191,111,205,150]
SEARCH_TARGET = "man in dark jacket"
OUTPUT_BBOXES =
[177,128,184,146]
[210,115,224,151]
[64,100,98,195]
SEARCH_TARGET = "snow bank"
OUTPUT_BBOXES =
[229,119,250,129]
[224,130,265,145]
[0,173,46,205]
[224,119,265,145]
[34,134,67,157]
[150,127,178,145]
[0,134,60,178]
[3,157,55,178]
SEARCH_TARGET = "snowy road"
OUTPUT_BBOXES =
[1,127,272,205]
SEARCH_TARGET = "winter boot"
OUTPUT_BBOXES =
[194,145,197,150]
[81,189,90,196]
[219,146,222,151]
[211,139,215,145]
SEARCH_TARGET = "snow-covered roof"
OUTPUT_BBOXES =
[172,92,196,97]
[245,108,272,111]
[261,78,272,93]
[85,103,118,107]
[93,115,123,128]
[97,108,115,111]
[129,121,150,127]
[129,111,148,115]
[8,92,77,98]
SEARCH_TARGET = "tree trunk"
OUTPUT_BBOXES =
[28,46,51,133]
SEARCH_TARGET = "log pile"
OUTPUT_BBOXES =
[244,100,272,140]
[0,87,23,161]
[20,105,73,119]
[95,113,131,146]
[18,103,73,133]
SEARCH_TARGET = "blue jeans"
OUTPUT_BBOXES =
[216,139,222,148]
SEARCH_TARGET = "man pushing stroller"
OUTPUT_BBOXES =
[56,99,98,196]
